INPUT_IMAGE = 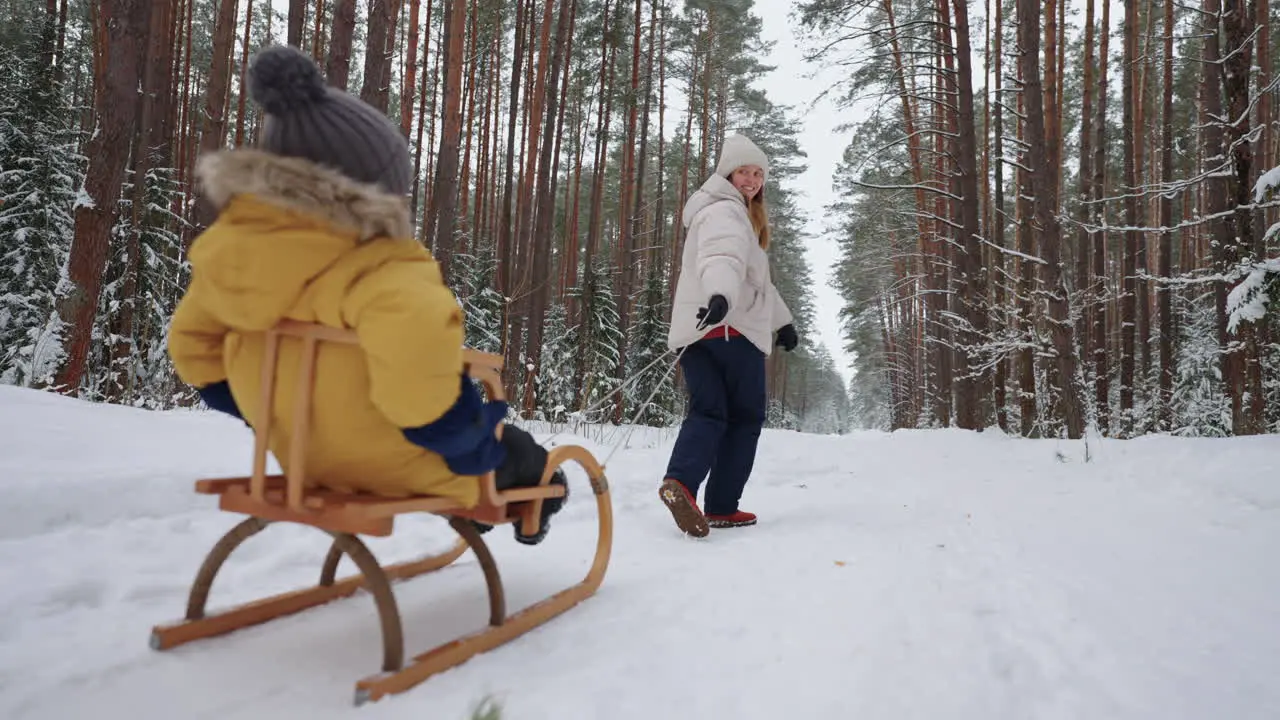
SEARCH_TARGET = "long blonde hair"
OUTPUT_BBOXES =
[747,187,770,250]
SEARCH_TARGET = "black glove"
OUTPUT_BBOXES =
[775,323,798,352]
[696,294,729,329]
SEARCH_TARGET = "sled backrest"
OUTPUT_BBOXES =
[250,319,508,513]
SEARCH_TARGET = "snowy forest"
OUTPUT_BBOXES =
[806,0,1280,438]
[0,0,853,436]
[1,0,1278,440]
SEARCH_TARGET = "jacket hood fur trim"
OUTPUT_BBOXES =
[195,148,414,242]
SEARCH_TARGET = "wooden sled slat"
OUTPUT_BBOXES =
[218,487,396,537]
[151,536,470,650]
[153,320,613,706]
[355,445,614,705]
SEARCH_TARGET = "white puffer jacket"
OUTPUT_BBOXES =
[666,173,793,356]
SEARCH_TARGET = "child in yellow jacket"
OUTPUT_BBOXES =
[167,44,566,544]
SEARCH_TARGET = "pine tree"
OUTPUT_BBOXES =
[1169,289,1231,437]
[81,166,189,406]
[536,301,578,423]
[0,10,83,387]
[625,266,680,426]
[456,249,505,354]
[572,258,623,423]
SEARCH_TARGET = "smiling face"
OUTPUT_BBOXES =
[729,164,765,201]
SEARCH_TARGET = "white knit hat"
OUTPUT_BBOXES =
[713,133,770,181]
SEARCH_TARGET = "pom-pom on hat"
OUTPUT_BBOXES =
[248,44,412,197]
[713,133,770,182]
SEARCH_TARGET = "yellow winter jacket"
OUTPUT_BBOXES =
[167,149,481,506]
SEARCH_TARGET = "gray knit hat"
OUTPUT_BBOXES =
[247,44,411,197]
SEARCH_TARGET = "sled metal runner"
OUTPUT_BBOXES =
[150,320,614,705]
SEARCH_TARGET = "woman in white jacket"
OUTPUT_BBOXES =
[658,133,798,538]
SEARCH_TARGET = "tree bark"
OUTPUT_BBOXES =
[991,0,1008,432]
[233,0,254,147]
[1075,0,1095,381]
[496,0,529,382]
[1017,0,1085,438]
[1119,0,1138,433]
[191,0,239,230]
[950,0,986,430]
[1157,0,1175,429]
[325,0,357,89]
[287,0,307,47]
[1222,0,1264,433]
[1200,0,1233,436]
[54,0,152,394]
[360,0,403,113]
[425,0,467,282]
[522,0,576,413]
[1091,0,1112,435]
[400,0,421,136]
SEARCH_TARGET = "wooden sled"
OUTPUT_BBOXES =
[150,320,613,705]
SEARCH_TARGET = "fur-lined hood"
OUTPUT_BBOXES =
[180,148,438,333]
[195,148,413,241]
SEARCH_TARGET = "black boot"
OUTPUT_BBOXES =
[513,469,569,545]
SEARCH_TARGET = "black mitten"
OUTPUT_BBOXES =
[775,323,798,352]
[696,294,729,329]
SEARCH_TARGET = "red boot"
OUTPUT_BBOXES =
[706,510,757,529]
[659,478,710,538]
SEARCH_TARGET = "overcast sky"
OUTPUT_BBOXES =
[754,1,862,385]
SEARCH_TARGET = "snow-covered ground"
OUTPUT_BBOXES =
[2,384,1278,720]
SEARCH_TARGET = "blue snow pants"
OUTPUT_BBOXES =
[664,334,767,515]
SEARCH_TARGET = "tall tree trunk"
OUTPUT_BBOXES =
[287,0,307,46]
[1256,0,1273,252]
[360,0,403,113]
[109,0,177,402]
[233,0,254,147]
[1222,0,1264,433]
[425,0,467,281]
[1134,1,1155,411]
[456,0,481,249]
[310,0,327,60]
[636,0,657,267]
[400,0,421,136]
[1200,0,1233,430]
[409,0,434,222]
[1015,62,1037,436]
[191,0,238,230]
[54,0,152,394]
[1091,0,1112,435]
[611,0,644,422]
[325,0,357,89]
[1017,0,1084,438]
[951,0,986,430]
[1119,0,1138,433]
[586,0,617,261]
[496,0,528,372]
[1158,0,1175,429]
[931,9,953,427]
[514,0,555,300]
[522,0,575,413]
[1075,0,1096,385]
[655,0,667,265]
[990,0,1008,432]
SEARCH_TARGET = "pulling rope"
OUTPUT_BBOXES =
[513,310,724,465]
[538,344,688,450]
[599,347,687,467]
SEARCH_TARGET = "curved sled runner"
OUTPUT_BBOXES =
[150,320,613,705]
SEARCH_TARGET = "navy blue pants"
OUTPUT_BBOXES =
[664,335,767,515]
